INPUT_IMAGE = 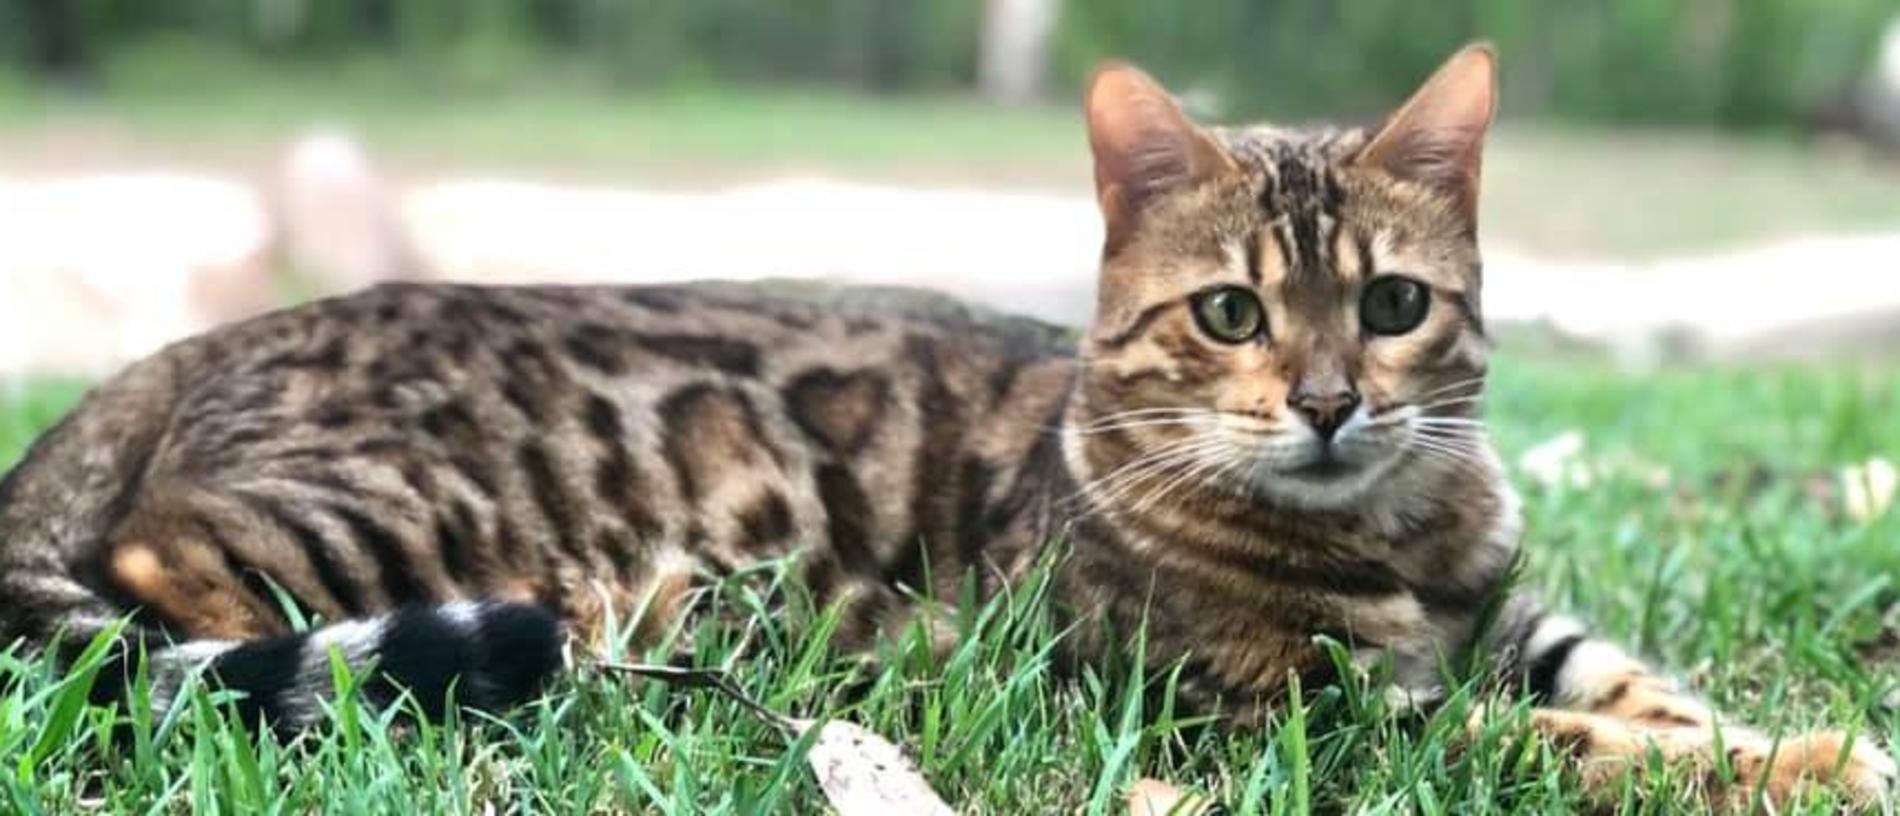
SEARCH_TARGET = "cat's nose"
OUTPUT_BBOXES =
[1287,386,1361,441]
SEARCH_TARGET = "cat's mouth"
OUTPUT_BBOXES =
[1233,405,1419,497]
[1283,451,1358,481]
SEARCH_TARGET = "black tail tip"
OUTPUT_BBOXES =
[373,601,567,717]
[72,601,568,734]
[463,601,567,705]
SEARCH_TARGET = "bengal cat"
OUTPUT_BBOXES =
[0,44,1890,808]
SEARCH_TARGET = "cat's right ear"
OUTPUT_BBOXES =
[1086,62,1233,254]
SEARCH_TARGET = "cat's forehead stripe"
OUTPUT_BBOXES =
[1238,136,1350,286]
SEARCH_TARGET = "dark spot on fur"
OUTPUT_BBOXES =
[241,493,368,616]
[897,335,962,589]
[593,442,663,541]
[637,333,760,377]
[419,401,477,439]
[658,383,787,517]
[592,527,639,580]
[500,340,562,413]
[313,405,356,429]
[657,385,716,502]
[784,369,889,454]
[815,464,877,575]
[399,463,437,499]
[516,441,593,569]
[446,452,499,498]
[621,288,683,313]
[564,323,625,374]
[500,380,542,422]
[270,335,348,371]
[583,394,623,442]
[330,503,432,605]
[954,456,998,593]
[434,510,481,588]
[735,492,795,552]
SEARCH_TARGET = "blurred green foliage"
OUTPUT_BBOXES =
[1056,0,1900,127]
[2,0,1896,129]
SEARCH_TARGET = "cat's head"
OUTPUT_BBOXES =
[1075,44,1496,510]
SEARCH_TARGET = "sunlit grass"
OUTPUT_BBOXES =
[1,354,1896,812]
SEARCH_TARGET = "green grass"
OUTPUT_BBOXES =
[1,354,1896,813]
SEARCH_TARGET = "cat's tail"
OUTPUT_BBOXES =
[0,356,564,733]
[1486,594,1897,805]
[117,602,565,733]
[1488,593,1693,712]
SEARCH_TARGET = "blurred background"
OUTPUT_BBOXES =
[3,0,1900,376]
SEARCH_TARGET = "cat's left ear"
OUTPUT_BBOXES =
[1356,43,1498,222]
[1086,61,1235,254]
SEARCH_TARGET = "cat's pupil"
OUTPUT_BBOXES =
[1192,287,1264,343]
[1361,277,1429,336]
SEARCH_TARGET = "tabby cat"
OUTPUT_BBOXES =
[0,44,1891,807]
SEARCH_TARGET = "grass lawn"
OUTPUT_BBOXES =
[1,354,1896,813]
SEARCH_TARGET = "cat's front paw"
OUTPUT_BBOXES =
[1725,729,1895,809]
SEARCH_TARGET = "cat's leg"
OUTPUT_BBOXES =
[1487,596,1896,808]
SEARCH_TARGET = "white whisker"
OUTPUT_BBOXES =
[1414,395,1487,412]
[1072,407,1211,426]
[1064,437,1230,512]
[1413,430,1490,447]
[1412,429,1490,448]
[1063,417,1221,436]
[1076,455,1213,515]
[1407,435,1491,476]
[1129,445,1234,516]
[1409,376,1487,402]
[1414,418,1489,431]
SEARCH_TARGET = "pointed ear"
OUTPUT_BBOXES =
[1086,61,1234,252]
[1356,43,1498,220]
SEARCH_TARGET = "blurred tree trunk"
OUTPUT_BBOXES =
[867,0,915,90]
[1859,16,1900,150]
[978,0,1058,103]
[20,0,91,81]
[980,0,1056,102]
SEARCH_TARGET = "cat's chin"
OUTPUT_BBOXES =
[1246,454,1401,509]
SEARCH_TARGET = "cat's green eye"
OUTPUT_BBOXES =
[1190,287,1265,343]
[1360,276,1430,336]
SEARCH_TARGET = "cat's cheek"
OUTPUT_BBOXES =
[1359,335,1448,400]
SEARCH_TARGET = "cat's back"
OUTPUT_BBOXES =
[12,280,1077,641]
[148,279,1075,457]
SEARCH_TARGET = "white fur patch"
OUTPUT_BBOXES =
[1525,614,1588,661]
[147,639,240,714]
[1552,639,1646,706]
[436,601,488,634]
[282,616,390,724]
